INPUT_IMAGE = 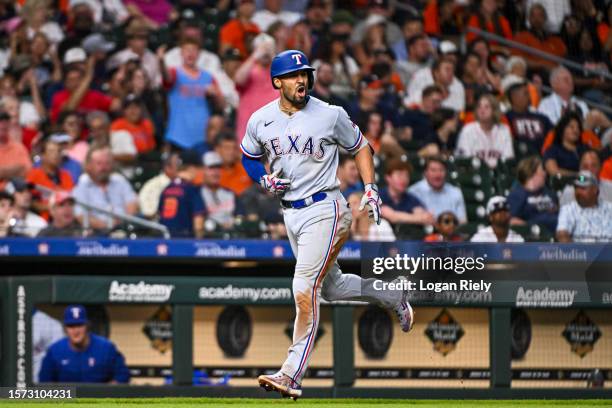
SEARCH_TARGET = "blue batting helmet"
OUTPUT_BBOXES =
[270,50,315,90]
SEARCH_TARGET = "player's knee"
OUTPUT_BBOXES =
[295,290,312,315]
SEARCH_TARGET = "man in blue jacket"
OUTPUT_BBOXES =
[39,305,130,383]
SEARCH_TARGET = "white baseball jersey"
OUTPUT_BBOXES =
[455,122,515,169]
[240,96,369,201]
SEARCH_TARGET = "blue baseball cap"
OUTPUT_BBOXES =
[63,305,88,326]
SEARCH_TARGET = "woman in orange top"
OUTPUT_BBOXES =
[110,95,156,154]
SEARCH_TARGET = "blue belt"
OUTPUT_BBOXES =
[281,192,327,209]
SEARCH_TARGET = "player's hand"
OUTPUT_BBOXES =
[260,169,291,195]
[359,183,382,225]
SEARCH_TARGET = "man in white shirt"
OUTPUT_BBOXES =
[396,34,433,86]
[252,0,301,31]
[557,171,612,243]
[408,157,467,223]
[537,66,588,125]
[471,196,525,242]
[405,57,465,112]
[72,145,138,230]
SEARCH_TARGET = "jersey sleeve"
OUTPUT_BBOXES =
[333,107,368,154]
[240,119,265,159]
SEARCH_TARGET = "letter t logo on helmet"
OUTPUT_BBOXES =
[270,49,316,90]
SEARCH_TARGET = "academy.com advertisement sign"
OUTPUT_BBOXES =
[51,276,294,305]
[360,242,612,307]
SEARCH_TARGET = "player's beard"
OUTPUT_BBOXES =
[283,84,308,108]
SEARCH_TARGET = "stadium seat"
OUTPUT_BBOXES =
[513,141,539,158]
[394,223,426,240]
[465,203,487,222]
[130,158,163,191]
[510,224,555,242]
[455,221,485,239]
[549,174,575,192]
[233,218,264,238]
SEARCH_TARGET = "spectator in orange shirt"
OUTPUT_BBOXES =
[26,138,74,216]
[215,132,252,196]
[219,0,260,59]
[0,111,32,188]
[26,139,75,191]
[110,94,156,154]
[513,3,567,72]
[466,0,513,49]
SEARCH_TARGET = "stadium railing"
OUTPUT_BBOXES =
[466,27,612,116]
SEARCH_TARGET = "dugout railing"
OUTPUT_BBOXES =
[0,239,611,399]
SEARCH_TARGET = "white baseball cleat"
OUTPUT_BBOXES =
[258,371,302,400]
[393,278,415,332]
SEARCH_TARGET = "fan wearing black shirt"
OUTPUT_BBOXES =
[504,79,552,154]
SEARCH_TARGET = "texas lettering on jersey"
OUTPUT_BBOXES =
[263,134,327,160]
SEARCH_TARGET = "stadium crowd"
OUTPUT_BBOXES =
[1,0,612,242]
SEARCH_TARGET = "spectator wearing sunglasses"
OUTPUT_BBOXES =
[424,211,463,242]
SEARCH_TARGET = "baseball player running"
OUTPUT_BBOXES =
[240,50,414,400]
